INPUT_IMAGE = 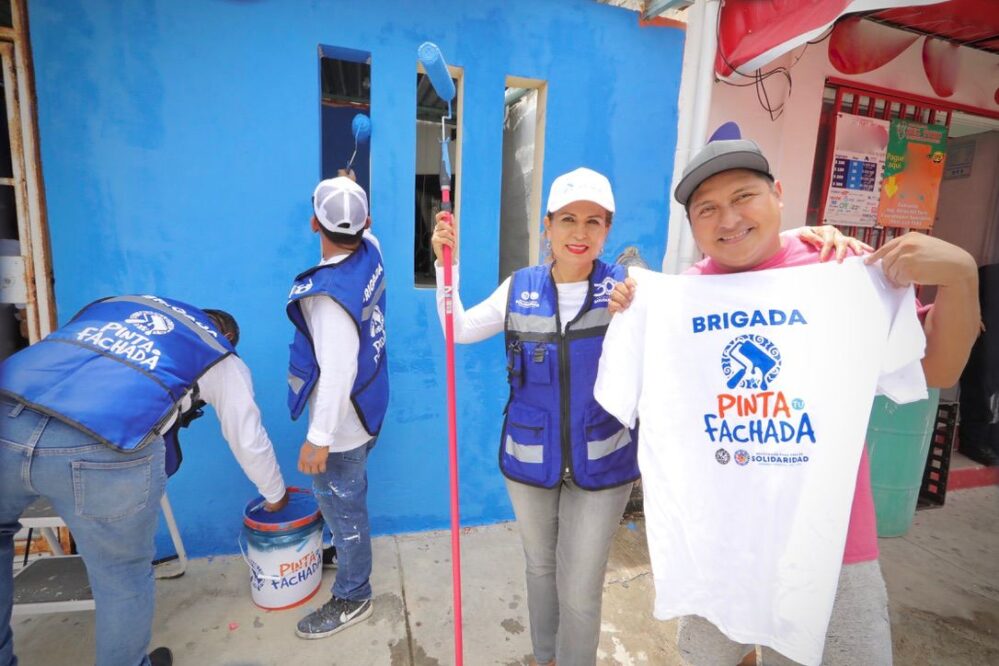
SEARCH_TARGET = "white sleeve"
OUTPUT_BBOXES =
[434,261,508,343]
[198,356,286,503]
[595,268,649,429]
[873,276,928,404]
[301,295,359,447]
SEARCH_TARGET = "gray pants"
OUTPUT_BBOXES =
[505,477,632,666]
[677,560,892,666]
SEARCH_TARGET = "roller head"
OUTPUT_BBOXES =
[417,41,456,103]
[352,113,371,143]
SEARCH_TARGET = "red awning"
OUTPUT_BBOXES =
[715,0,948,78]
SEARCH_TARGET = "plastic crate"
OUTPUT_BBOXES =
[918,401,958,509]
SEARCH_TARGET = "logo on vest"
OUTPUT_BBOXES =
[76,322,163,371]
[364,264,384,302]
[515,290,541,309]
[289,279,313,298]
[124,311,174,336]
[370,305,386,364]
[592,277,618,304]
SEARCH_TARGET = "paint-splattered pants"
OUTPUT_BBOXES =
[312,438,376,602]
[505,476,632,666]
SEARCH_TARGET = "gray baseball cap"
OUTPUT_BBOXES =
[674,139,773,207]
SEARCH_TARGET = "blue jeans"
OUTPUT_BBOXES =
[311,439,374,602]
[0,399,167,666]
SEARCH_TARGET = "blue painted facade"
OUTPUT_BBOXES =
[27,0,683,556]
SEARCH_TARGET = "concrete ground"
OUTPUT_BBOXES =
[11,486,998,665]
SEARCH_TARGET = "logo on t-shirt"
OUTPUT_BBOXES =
[721,334,781,390]
[703,333,817,466]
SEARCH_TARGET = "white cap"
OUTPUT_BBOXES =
[313,177,369,234]
[546,167,615,215]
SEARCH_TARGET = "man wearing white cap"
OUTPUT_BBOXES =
[285,176,388,639]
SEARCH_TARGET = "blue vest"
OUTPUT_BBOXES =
[286,238,389,436]
[0,295,234,474]
[501,262,639,490]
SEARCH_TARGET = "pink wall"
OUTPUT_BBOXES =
[705,20,999,228]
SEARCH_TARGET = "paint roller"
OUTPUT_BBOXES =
[417,40,464,666]
[727,340,778,390]
[344,112,371,174]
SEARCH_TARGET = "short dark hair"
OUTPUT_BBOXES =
[203,309,240,347]
[317,223,365,248]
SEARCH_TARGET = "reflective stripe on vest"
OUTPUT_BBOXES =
[499,261,639,490]
[286,237,389,436]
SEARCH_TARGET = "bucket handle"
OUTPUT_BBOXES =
[237,534,283,582]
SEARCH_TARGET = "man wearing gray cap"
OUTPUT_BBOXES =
[285,176,388,639]
[606,139,979,665]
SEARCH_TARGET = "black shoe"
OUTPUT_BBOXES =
[322,545,338,569]
[149,647,173,666]
[295,596,372,639]
[961,446,999,467]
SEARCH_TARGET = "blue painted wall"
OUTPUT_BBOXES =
[27,0,684,556]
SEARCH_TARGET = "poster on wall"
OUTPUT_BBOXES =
[822,113,890,227]
[877,119,948,229]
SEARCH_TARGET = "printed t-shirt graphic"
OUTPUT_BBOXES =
[594,258,927,666]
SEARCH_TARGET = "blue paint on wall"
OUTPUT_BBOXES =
[27,0,683,556]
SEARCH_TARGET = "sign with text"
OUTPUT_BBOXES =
[877,120,948,229]
[822,113,890,227]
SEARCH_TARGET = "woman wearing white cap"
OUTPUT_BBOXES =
[432,167,857,665]
[432,167,638,665]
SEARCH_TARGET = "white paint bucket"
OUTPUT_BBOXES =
[240,487,323,610]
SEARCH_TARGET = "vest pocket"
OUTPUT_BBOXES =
[502,403,550,476]
[583,403,633,473]
[524,342,552,385]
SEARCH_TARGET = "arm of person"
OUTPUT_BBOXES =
[866,232,980,387]
[431,211,508,343]
[298,295,359,475]
[198,355,288,510]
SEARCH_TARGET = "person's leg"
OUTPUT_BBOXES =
[298,439,374,639]
[0,399,42,666]
[318,439,374,602]
[676,615,753,666]
[27,413,166,666]
[505,477,561,666]
[553,479,632,665]
[755,560,892,666]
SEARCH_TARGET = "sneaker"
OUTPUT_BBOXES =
[322,545,338,569]
[296,596,372,639]
[148,647,173,666]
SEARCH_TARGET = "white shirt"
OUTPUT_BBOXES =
[594,259,926,666]
[179,355,286,503]
[434,262,588,340]
[301,231,380,452]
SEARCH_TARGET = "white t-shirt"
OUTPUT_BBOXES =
[433,262,588,340]
[594,258,927,666]
[161,355,286,503]
[300,231,380,452]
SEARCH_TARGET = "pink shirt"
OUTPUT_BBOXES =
[686,236,928,564]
